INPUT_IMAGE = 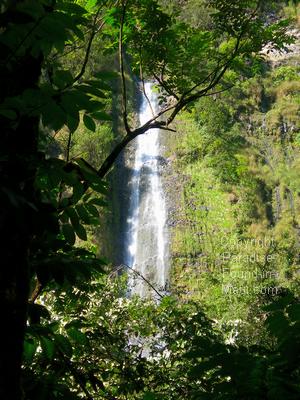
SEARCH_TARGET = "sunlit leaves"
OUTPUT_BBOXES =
[85,0,103,12]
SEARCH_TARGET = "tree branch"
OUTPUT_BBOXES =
[119,0,131,135]
[159,126,176,133]
[203,84,235,98]
[153,70,179,101]
[181,63,221,100]
[95,31,244,179]
[70,9,105,86]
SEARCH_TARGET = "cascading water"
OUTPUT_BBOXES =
[125,82,169,298]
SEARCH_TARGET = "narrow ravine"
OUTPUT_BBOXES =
[124,82,169,298]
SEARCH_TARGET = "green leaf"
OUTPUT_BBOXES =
[60,91,81,132]
[66,113,80,133]
[59,210,69,223]
[94,71,119,79]
[88,198,107,207]
[62,223,76,245]
[73,159,107,193]
[267,312,290,338]
[287,304,300,322]
[41,99,66,131]
[67,328,88,345]
[0,109,17,119]
[40,336,55,360]
[263,294,294,312]
[27,303,51,323]
[75,204,91,224]
[86,0,98,11]
[61,169,79,186]
[87,217,99,226]
[66,89,92,110]
[23,338,38,363]
[85,203,99,218]
[66,207,80,230]
[86,79,111,91]
[56,2,87,17]
[87,100,105,112]
[72,182,85,204]
[15,2,45,19]
[83,114,96,132]
[89,181,108,195]
[53,70,74,89]
[78,84,106,99]
[54,334,73,358]
[74,224,87,241]
[91,111,112,121]
[143,393,157,400]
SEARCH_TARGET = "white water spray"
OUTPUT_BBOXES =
[125,82,169,298]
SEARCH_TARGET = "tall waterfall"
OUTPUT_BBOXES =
[125,82,169,298]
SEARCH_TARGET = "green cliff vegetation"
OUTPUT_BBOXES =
[1,0,300,399]
[166,32,300,343]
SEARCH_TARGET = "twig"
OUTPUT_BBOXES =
[66,131,72,162]
[139,55,155,117]
[118,264,164,299]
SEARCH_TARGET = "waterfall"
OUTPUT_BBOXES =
[125,82,169,298]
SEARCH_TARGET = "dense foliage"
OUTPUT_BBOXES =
[0,0,299,399]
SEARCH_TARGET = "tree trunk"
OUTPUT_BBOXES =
[0,3,43,396]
